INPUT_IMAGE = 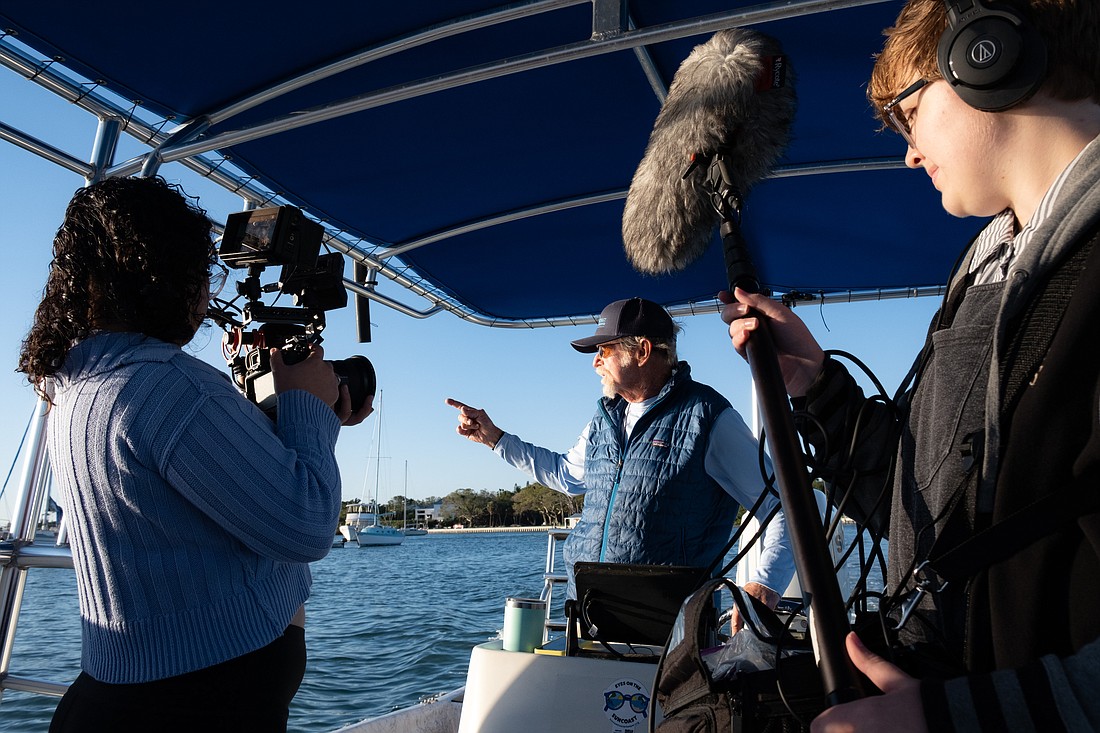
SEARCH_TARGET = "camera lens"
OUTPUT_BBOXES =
[331,355,376,413]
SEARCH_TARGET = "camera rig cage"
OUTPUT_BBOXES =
[209,205,375,415]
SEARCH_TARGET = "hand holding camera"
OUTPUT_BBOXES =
[270,344,339,407]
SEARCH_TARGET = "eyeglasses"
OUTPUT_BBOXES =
[603,691,649,714]
[882,78,930,148]
[596,340,624,359]
[209,262,229,298]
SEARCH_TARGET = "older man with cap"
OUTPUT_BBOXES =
[447,297,793,610]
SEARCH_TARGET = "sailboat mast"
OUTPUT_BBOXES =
[402,460,408,531]
[372,391,383,527]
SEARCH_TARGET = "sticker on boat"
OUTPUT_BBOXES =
[601,677,651,732]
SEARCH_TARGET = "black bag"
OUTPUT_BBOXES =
[654,578,826,733]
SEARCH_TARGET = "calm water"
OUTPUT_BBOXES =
[0,531,552,732]
[0,528,880,731]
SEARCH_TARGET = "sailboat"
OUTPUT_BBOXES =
[352,392,404,548]
[401,462,428,537]
[353,514,404,547]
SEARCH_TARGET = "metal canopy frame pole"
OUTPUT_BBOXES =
[0,120,92,178]
[87,117,121,184]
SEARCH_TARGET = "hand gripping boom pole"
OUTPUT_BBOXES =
[708,153,862,707]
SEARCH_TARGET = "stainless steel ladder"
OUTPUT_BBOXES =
[539,527,570,642]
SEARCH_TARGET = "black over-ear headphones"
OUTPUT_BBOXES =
[937,0,1047,111]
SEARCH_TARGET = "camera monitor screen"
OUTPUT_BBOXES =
[241,214,278,253]
[220,206,323,268]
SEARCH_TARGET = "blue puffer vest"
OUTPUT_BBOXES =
[564,362,739,597]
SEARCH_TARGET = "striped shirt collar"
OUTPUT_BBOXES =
[968,137,1098,285]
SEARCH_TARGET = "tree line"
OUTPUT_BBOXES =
[341,482,584,529]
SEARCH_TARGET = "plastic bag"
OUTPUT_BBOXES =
[702,627,778,679]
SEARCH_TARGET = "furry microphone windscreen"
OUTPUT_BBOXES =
[622,28,797,275]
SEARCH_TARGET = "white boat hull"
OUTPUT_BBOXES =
[332,688,463,733]
[355,526,405,546]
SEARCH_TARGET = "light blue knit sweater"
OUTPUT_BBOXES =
[47,332,342,684]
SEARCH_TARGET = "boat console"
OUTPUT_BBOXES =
[459,640,664,732]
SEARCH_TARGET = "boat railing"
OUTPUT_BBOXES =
[0,399,73,705]
[539,528,570,641]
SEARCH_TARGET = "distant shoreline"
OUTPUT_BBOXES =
[415,517,857,535]
[425,525,566,535]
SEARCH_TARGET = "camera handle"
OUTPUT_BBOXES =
[278,332,323,366]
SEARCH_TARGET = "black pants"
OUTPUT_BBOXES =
[50,625,306,733]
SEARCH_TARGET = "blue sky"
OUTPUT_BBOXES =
[0,67,947,517]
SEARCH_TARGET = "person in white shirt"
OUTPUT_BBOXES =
[449,296,793,615]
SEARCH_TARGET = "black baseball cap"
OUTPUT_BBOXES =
[570,297,675,353]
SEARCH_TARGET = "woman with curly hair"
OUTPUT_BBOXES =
[19,176,371,732]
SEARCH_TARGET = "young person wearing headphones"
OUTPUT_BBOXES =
[722,0,1100,730]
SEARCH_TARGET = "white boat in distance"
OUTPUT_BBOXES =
[344,393,404,548]
[354,524,405,546]
[340,503,404,547]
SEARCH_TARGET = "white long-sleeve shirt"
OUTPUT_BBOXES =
[494,398,795,593]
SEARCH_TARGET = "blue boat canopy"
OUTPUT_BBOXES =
[0,0,973,326]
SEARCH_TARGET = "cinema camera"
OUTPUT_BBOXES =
[212,205,376,416]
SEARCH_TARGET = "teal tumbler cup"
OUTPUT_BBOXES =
[503,597,546,652]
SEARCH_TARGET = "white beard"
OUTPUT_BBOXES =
[598,352,631,399]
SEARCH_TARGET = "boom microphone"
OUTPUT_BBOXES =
[622,28,796,275]
[623,29,869,708]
